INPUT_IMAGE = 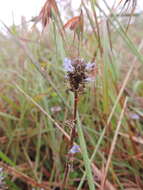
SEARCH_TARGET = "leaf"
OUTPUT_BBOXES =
[64,16,80,30]
[64,10,84,40]
[36,0,59,28]
[0,151,15,166]
[0,112,19,121]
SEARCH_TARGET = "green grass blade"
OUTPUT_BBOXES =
[77,115,95,190]
[0,151,15,166]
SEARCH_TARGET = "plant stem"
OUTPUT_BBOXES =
[62,91,79,189]
[70,91,78,147]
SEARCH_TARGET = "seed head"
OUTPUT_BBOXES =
[63,58,96,93]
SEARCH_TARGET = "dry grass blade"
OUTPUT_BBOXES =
[91,163,117,190]
[0,162,72,189]
[124,0,137,32]
[37,0,59,28]
[117,0,137,13]
[123,0,137,8]
[0,162,52,189]
[101,97,128,190]
[64,10,83,31]
[64,16,80,30]
[119,132,143,145]
[64,10,84,40]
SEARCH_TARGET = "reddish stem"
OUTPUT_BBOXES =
[62,91,79,190]
[70,91,78,146]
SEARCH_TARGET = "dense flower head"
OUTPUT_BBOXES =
[63,58,96,92]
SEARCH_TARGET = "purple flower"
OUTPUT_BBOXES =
[84,77,94,82]
[129,113,140,120]
[63,58,74,72]
[85,62,96,71]
[69,145,80,154]
[0,168,4,181]
[0,167,6,188]
[51,106,61,113]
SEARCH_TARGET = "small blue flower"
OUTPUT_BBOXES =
[69,145,80,154]
[84,77,94,82]
[0,168,4,180]
[63,58,74,72]
[0,167,6,188]
[85,62,96,71]
[129,113,140,120]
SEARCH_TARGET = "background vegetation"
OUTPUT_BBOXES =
[0,0,143,189]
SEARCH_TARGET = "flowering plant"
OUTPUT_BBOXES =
[63,58,96,93]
